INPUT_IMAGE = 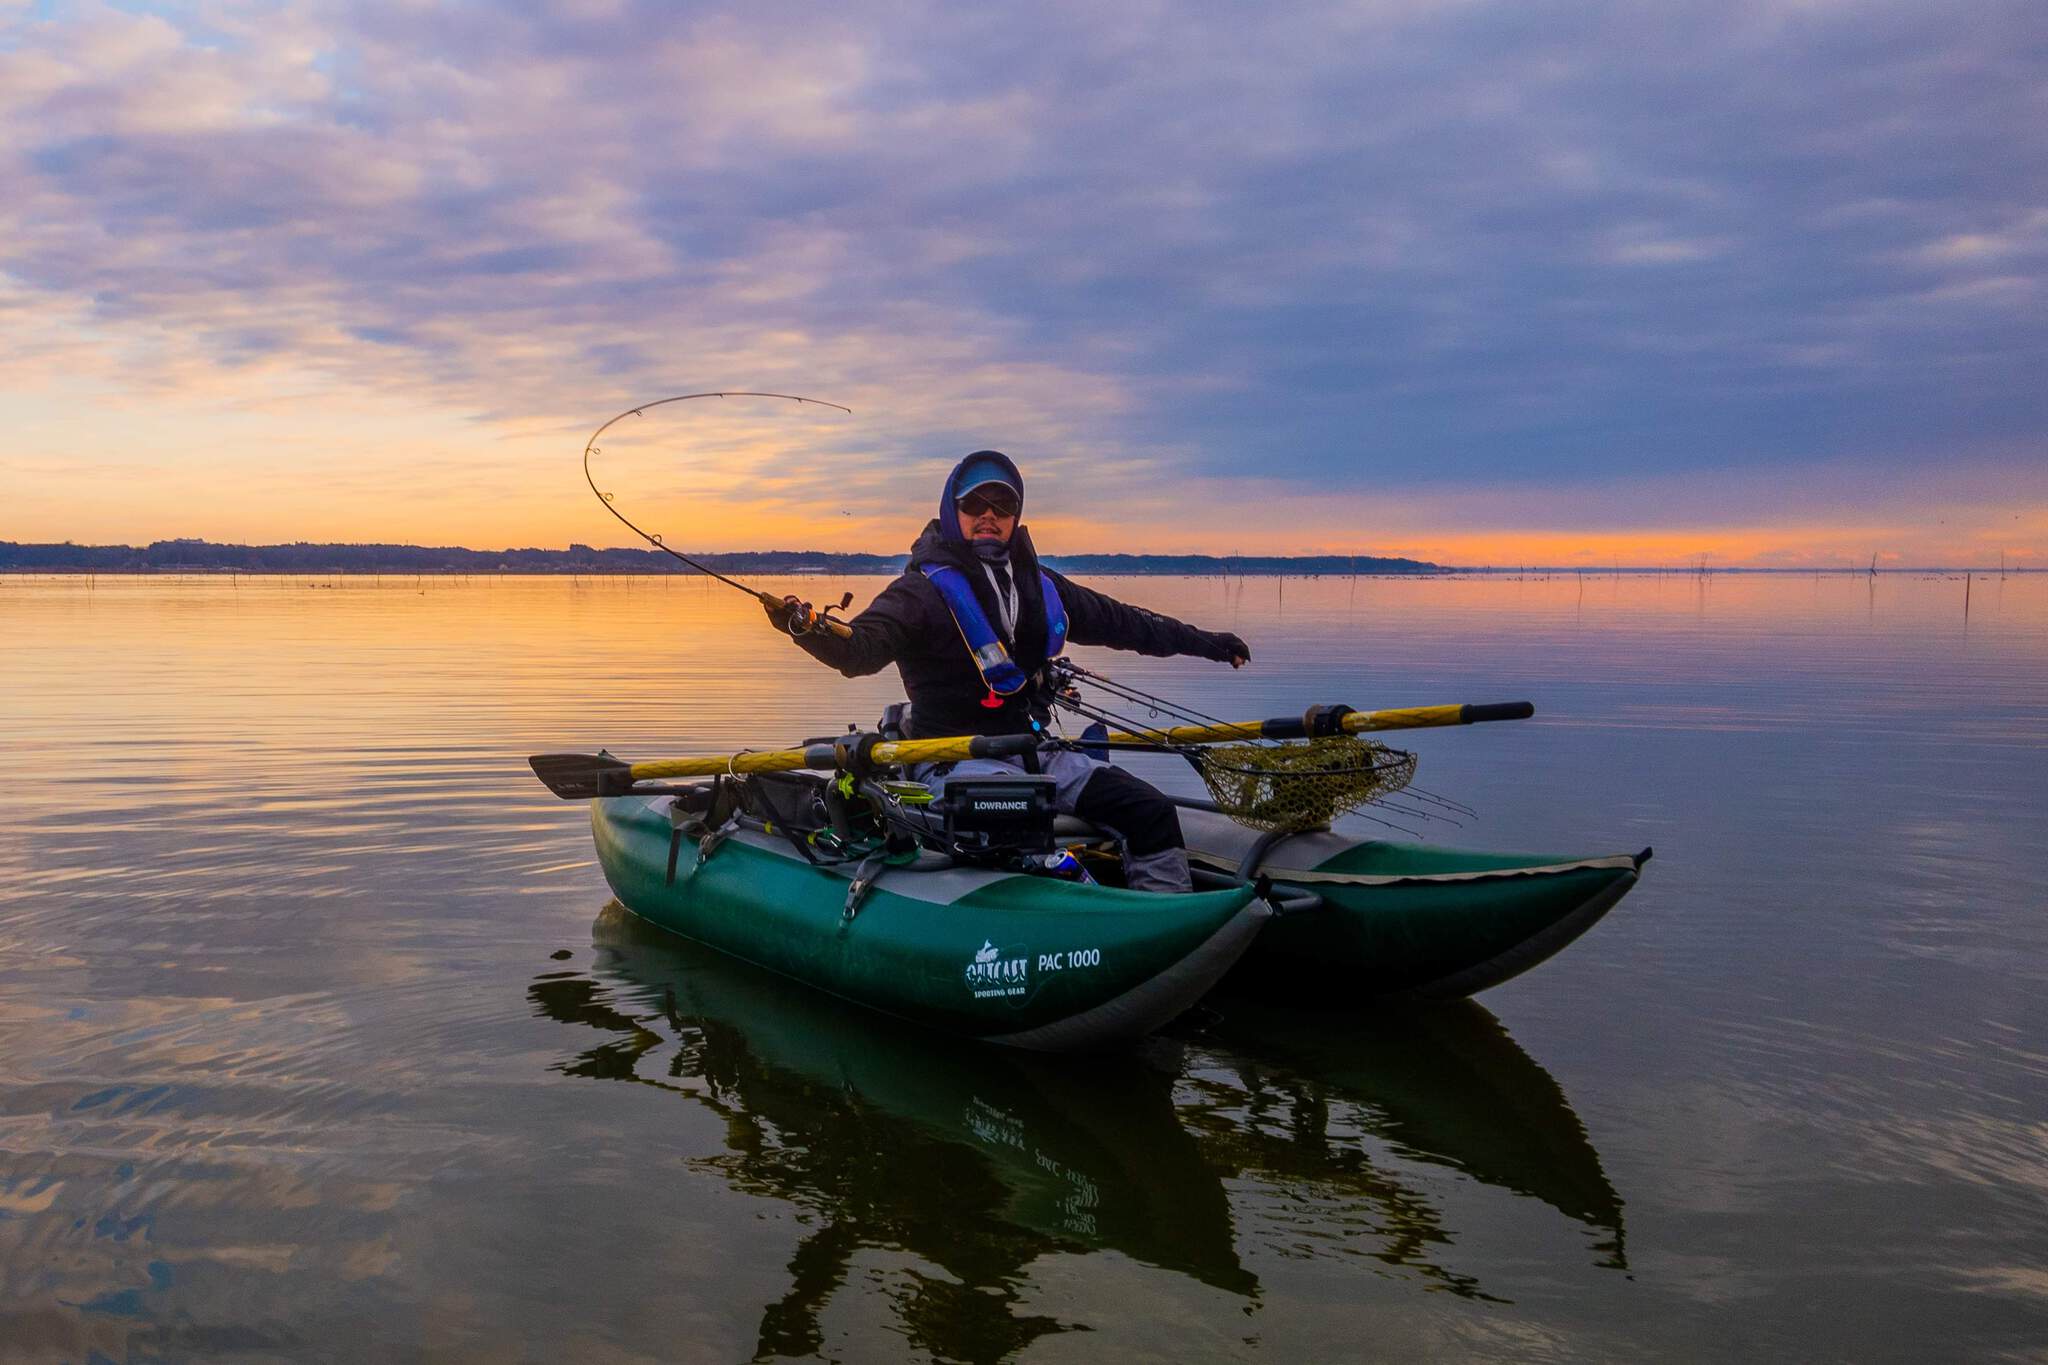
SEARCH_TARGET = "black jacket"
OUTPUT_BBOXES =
[794,521,1237,738]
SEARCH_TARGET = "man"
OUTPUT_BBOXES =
[767,450,1248,893]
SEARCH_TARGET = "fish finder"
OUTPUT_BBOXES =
[939,775,1058,859]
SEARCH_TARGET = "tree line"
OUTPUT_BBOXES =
[0,539,1441,576]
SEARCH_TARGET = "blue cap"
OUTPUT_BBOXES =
[953,452,1020,500]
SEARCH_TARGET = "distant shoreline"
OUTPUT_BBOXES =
[3,538,2039,577]
[2,538,1439,577]
[6,568,2036,577]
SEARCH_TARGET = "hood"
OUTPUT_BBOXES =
[906,519,952,571]
[938,449,1025,546]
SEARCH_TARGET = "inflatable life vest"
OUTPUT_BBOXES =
[920,562,1067,702]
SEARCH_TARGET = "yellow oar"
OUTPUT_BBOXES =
[527,702,1532,799]
[1104,701,1533,747]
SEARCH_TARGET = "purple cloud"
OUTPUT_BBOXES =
[0,0,2041,541]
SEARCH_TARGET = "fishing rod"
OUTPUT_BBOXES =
[583,391,857,637]
[1045,686,1437,836]
[1051,661,1478,823]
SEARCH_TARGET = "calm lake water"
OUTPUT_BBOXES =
[2,572,2043,1363]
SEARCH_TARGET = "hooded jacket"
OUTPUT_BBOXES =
[791,457,1239,739]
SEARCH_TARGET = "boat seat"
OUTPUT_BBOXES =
[1052,815,1115,841]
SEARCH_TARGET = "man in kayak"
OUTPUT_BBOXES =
[766,450,1248,893]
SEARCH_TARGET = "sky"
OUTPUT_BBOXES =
[1,0,2043,567]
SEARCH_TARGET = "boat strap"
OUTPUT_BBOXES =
[665,777,746,882]
[843,849,893,922]
[697,815,739,865]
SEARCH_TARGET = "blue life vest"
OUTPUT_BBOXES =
[920,562,1067,697]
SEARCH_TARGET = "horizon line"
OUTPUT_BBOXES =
[4,536,2048,573]
[1,533,2038,579]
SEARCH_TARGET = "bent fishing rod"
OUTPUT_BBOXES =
[583,391,857,637]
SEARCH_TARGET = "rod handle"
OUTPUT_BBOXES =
[759,591,855,639]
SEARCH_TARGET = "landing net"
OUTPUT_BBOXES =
[1048,660,1464,835]
[1195,736,1418,833]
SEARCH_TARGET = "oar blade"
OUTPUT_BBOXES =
[529,752,635,800]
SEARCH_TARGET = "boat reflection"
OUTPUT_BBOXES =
[530,904,1625,1355]
[531,903,1250,1360]
[1173,999,1627,1281]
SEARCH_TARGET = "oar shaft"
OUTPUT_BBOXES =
[622,702,1534,781]
[1350,702,1536,732]
[1103,701,1533,746]
[628,732,1041,781]
[630,749,811,780]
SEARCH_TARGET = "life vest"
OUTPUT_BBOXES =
[920,562,1067,700]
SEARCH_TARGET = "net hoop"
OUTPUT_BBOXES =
[1192,736,1419,833]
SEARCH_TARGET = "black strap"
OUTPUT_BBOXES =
[843,849,894,920]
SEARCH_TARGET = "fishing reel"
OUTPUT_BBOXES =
[1044,656,1084,708]
[779,591,855,636]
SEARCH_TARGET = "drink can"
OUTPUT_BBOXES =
[1040,849,1096,884]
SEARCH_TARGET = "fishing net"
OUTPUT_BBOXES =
[1195,736,1418,833]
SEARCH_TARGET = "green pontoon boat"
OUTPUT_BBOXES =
[590,783,1270,1051]
[1177,806,1650,1001]
[535,688,1649,1050]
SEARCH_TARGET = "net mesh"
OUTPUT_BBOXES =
[1195,736,1418,832]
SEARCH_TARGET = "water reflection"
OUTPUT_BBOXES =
[1177,1000,1626,1279]
[533,904,1243,1360]
[5,574,2039,1356]
[532,903,1625,1353]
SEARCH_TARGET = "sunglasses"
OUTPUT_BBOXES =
[959,489,1020,518]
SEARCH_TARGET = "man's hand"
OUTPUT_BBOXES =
[1214,633,1250,669]
[762,594,808,633]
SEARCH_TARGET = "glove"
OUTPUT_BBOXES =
[1211,632,1250,667]
[762,594,807,633]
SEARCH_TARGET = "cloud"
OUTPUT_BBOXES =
[1039,444,2048,566]
[0,0,2041,560]
[1911,211,2048,266]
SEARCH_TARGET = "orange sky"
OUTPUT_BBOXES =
[2,380,2041,567]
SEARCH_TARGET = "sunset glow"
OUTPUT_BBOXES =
[2,2,2042,566]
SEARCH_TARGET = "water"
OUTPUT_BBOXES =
[1,572,2043,1362]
